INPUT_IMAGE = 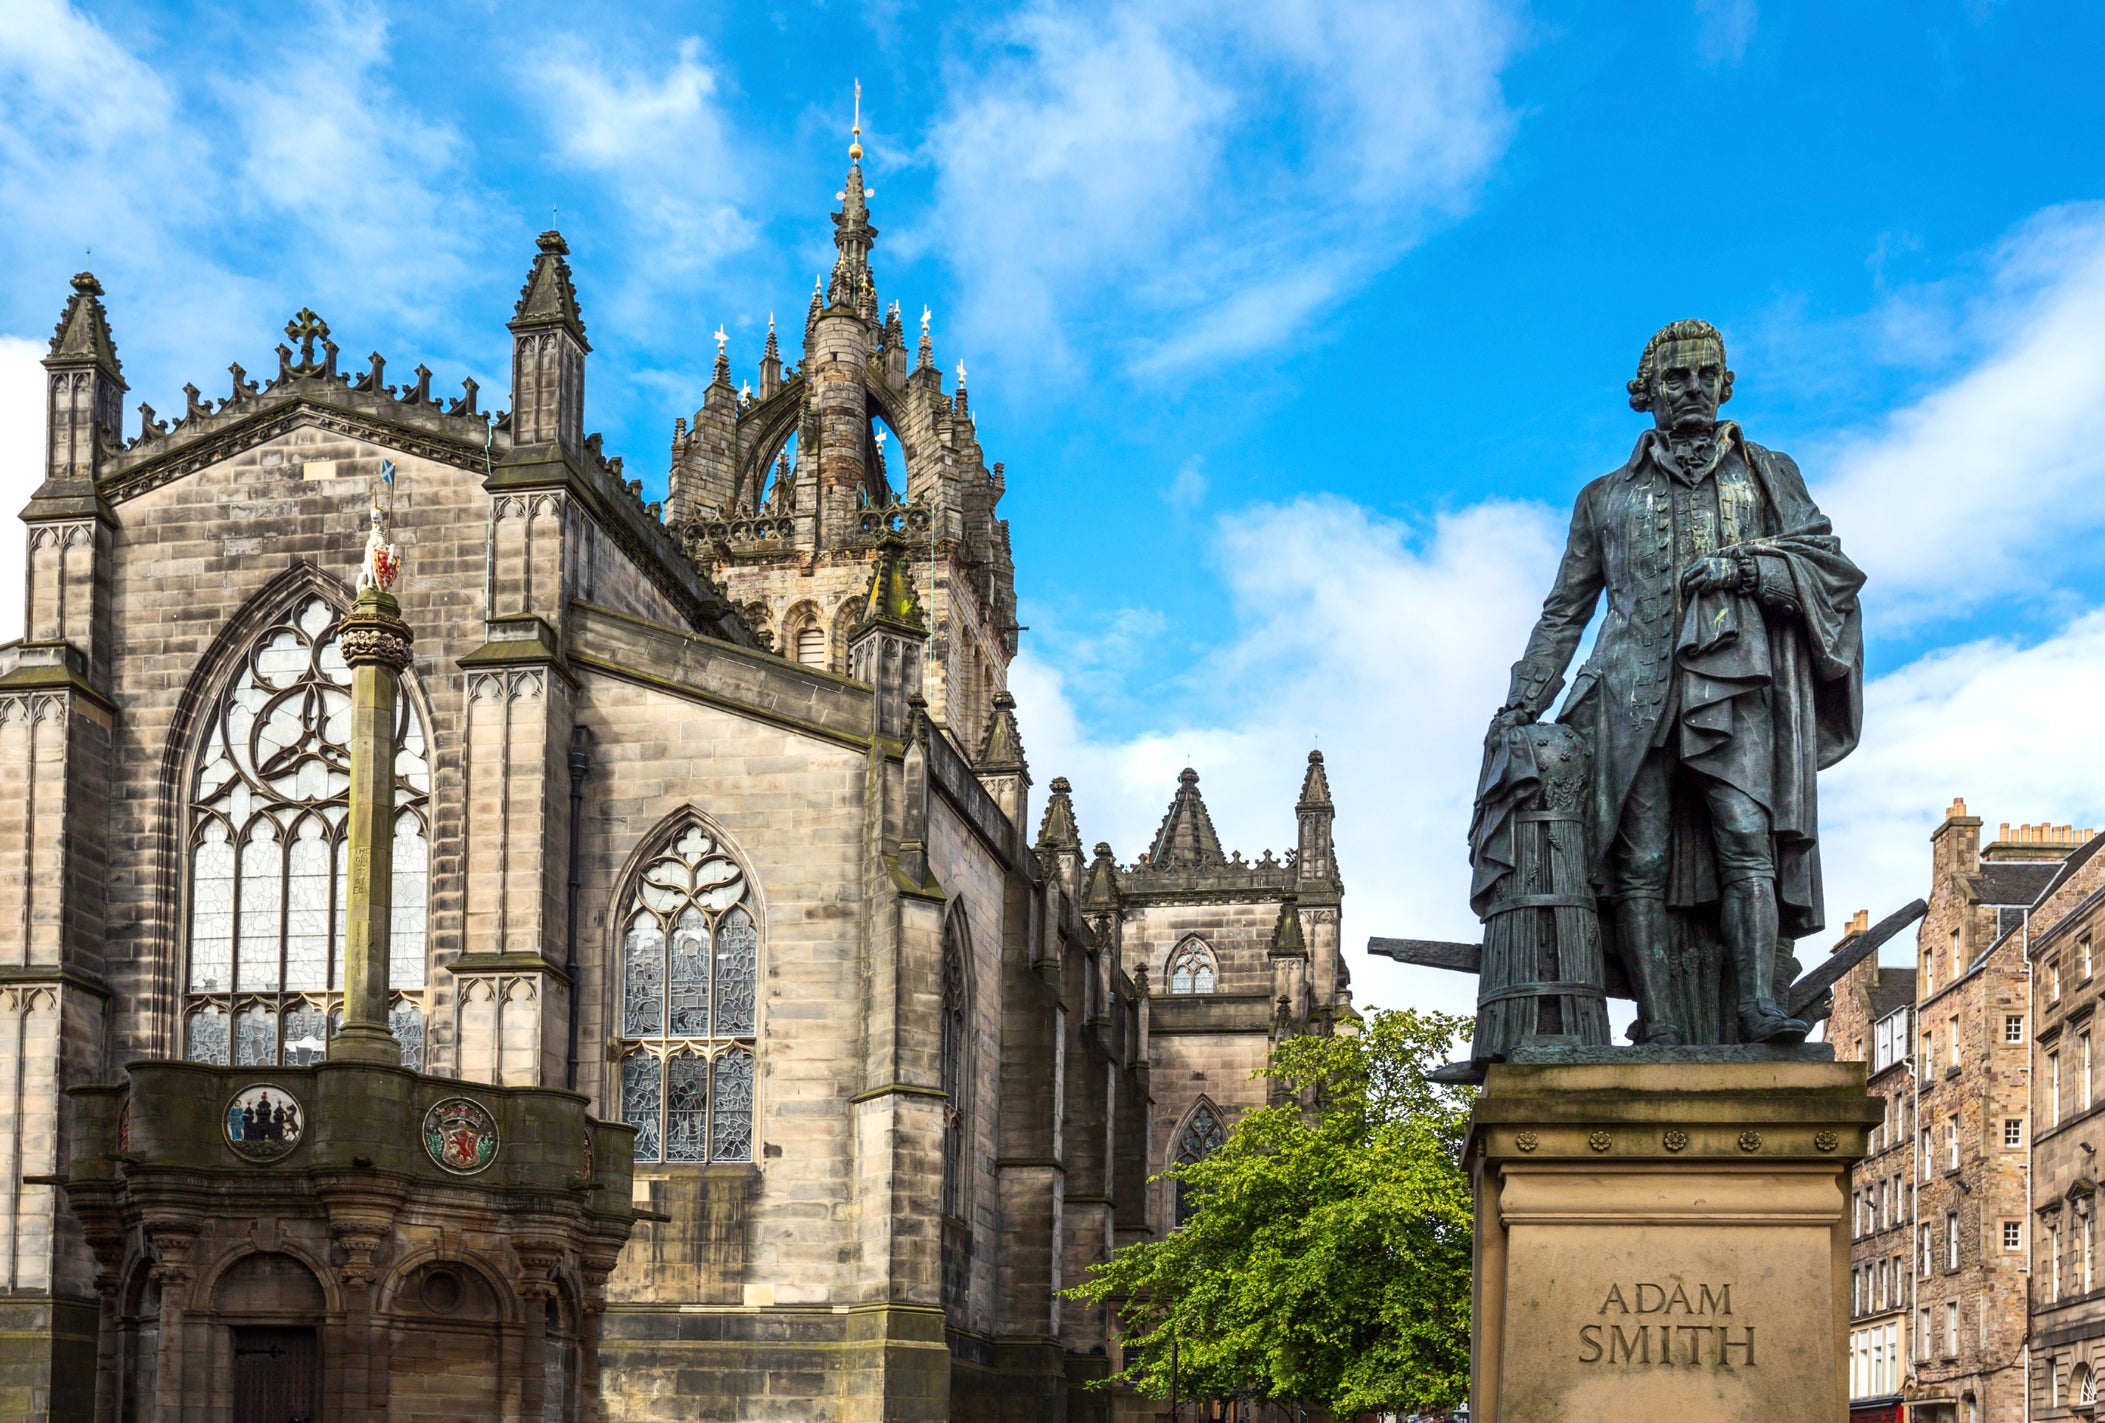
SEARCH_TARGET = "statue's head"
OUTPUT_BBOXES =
[1627,319,1735,432]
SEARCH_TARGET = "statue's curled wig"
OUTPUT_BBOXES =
[1627,319,1736,412]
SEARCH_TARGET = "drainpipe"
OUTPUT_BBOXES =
[2025,904,2035,1423]
[564,726,591,1092]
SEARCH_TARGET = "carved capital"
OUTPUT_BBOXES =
[338,620,414,671]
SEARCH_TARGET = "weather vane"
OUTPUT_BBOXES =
[713,326,728,354]
[955,360,967,385]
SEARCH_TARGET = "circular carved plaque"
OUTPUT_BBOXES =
[1814,1130,1840,1153]
[1587,1131,1612,1153]
[1514,1131,1539,1153]
[422,1097,500,1175]
[224,1084,304,1162]
[1662,1129,1689,1153]
[1737,1130,1763,1153]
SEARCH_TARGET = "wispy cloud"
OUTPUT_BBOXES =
[1814,203,2105,628]
[1018,199,2105,1015]
[925,0,1518,383]
[1694,0,1758,65]
[0,336,43,642]
[217,2,484,327]
[1016,492,1566,1018]
[0,0,502,425]
[525,35,753,285]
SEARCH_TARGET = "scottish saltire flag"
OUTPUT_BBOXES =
[381,459,396,485]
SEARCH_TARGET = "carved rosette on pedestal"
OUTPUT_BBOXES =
[1466,1059,1880,1423]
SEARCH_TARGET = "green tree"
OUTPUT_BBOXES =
[1068,1009,1474,1417]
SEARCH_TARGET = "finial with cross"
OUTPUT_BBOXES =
[285,309,330,365]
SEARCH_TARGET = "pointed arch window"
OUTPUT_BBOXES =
[1174,1102,1226,1225]
[617,825,759,1163]
[1168,939,1218,995]
[940,922,969,1219]
[183,594,430,1068]
[939,913,973,1316]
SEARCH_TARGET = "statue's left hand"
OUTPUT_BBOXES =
[1679,555,1741,595]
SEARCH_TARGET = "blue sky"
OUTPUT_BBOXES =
[5,0,2105,1017]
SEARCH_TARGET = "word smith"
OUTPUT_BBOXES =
[1576,1283,1755,1367]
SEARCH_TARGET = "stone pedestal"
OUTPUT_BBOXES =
[1466,1055,1878,1422]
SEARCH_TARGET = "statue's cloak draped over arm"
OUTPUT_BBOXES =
[1688,441,1863,936]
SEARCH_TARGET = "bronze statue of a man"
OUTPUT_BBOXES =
[1487,320,1865,1046]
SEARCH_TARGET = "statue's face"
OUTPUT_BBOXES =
[1647,338,1726,434]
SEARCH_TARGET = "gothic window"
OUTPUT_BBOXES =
[1168,939,1218,995]
[940,920,970,1220]
[1174,1102,1226,1225]
[183,594,430,1068]
[617,824,759,1163]
[795,626,825,668]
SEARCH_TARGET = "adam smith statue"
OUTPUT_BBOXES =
[1488,320,1865,1046]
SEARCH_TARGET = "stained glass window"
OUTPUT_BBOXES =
[182,594,431,1068]
[940,918,969,1221]
[616,823,760,1163]
[1175,1103,1226,1225]
[711,1048,754,1162]
[1168,939,1217,995]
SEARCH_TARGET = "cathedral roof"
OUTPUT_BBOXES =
[1146,768,1228,870]
[510,231,590,349]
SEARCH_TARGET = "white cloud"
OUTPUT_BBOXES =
[1016,201,2105,1019]
[1163,456,1207,510]
[1016,492,1567,1020]
[1822,613,2105,961]
[1694,0,1758,65]
[0,0,501,425]
[526,37,753,284]
[218,3,482,323]
[1814,204,2105,628]
[925,0,1517,383]
[0,336,42,642]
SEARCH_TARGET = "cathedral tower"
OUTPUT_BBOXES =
[666,101,1018,764]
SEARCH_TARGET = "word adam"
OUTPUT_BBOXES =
[1577,1282,1757,1368]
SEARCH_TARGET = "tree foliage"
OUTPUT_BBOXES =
[1068,1009,1474,1416]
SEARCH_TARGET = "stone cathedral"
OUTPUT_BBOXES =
[0,126,1350,1423]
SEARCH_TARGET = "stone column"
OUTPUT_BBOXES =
[334,589,413,1066]
[141,1221,193,1423]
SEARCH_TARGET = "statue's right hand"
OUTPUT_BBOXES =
[1487,705,1536,741]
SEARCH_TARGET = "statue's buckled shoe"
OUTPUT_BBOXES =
[1738,1003,1810,1045]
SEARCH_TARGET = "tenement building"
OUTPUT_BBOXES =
[1831,804,2102,1423]
[0,127,1353,1422]
[1830,909,1917,1418]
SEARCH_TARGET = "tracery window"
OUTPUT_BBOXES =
[1174,1102,1226,1225]
[183,594,430,1068]
[1167,939,1218,995]
[617,825,758,1163]
[940,921,969,1219]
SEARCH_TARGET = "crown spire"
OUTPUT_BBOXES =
[828,82,878,310]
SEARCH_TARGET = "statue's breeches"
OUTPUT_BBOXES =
[1610,749,1774,899]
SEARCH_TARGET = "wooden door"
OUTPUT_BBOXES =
[232,1326,317,1423]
